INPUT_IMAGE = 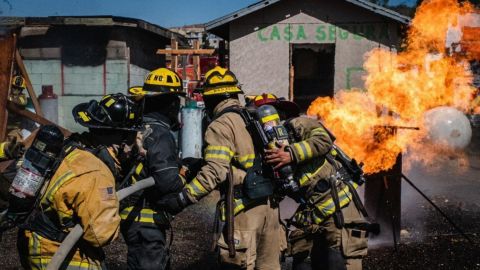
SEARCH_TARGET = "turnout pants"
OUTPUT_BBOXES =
[291,202,368,270]
[217,200,281,270]
[121,221,169,270]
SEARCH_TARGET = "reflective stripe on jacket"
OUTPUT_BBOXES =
[294,181,359,226]
[21,148,120,269]
[184,99,255,205]
[287,117,357,226]
[287,117,336,190]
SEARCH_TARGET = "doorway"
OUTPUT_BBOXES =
[291,44,335,112]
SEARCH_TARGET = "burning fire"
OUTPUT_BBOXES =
[307,0,478,174]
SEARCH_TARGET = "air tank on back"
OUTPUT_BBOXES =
[180,100,204,158]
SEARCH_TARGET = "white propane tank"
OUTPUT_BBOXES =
[38,85,58,124]
[181,102,204,158]
[424,106,472,150]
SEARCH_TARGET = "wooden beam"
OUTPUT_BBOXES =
[7,101,71,136]
[0,34,16,142]
[171,39,178,73]
[15,49,43,117]
[193,40,201,81]
[157,49,215,55]
[289,64,294,101]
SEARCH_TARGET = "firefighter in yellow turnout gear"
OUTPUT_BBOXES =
[159,67,281,270]
[17,94,143,270]
[0,76,32,212]
[255,94,369,270]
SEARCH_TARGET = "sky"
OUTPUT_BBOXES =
[1,0,417,28]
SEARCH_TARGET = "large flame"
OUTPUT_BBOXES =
[307,0,478,174]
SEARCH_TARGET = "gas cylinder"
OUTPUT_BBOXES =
[39,85,58,124]
[256,105,299,193]
[8,125,64,219]
[180,100,204,159]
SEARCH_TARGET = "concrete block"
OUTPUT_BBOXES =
[23,60,33,71]
[30,60,61,74]
[106,47,127,59]
[64,83,103,95]
[130,64,149,76]
[106,82,128,94]
[106,73,120,82]
[21,48,61,59]
[65,72,103,86]
[41,73,61,85]
[130,75,145,87]
[106,60,128,74]
[32,84,42,96]
[66,65,103,75]
[28,73,42,85]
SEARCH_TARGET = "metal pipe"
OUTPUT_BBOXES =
[46,177,155,270]
[401,174,475,246]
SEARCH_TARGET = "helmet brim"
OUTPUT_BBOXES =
[200,85,243,96]
[72,102,143,131]
[129,85,186,97]
[263,100,300,119]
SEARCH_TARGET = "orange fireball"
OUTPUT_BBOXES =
[307,0,477,174]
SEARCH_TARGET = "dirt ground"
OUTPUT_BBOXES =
[1,153,480,270]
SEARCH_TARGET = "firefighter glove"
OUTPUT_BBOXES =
[180,157,204,182]
[157,190,191,215]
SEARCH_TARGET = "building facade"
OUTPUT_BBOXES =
[206,0,410,110]
[1,16,185,131]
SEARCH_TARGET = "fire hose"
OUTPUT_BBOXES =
[46,177,155,270]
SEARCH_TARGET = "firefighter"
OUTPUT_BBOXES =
[123,68,193,270]
[16,93,143,269]
[0,76,31,211]
[255,94,369,270]
[159,67,282,270]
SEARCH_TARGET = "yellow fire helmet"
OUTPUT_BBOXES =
[201,66,243,96]
[12,75,26,89]
[128,68,186,97]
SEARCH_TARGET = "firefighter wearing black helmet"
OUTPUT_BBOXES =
[16,93,143,269]
[124,68,196,270]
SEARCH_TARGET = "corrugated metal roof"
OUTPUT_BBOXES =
[0,16,188,45]
[206,0,411,33]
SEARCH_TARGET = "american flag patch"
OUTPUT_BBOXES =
[99,187,116,201]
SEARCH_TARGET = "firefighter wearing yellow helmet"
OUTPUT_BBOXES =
[159,66,282,270]
[0,76,32,211]
[1,75,30,162]
[123,67,196,270]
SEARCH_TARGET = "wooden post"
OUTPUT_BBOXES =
[0,34,16,142]
[171,39,178,73]
[219,40,226,68]
[16,50,43,117]
[364,128,402,247]
[289,64,294,101]
[193,40,201,80]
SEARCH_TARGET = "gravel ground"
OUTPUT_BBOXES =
[1,154,479,270]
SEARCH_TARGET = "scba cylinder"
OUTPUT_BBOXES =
[181,103,204,159]
[256,105,299,193]
[8,125,64,217]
